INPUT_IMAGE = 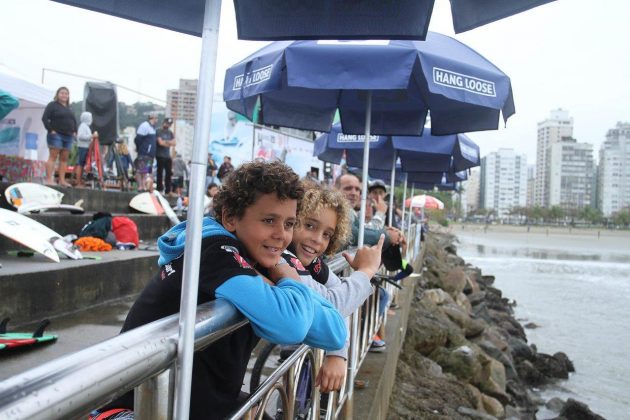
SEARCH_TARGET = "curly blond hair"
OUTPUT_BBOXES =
[297,182,351,256]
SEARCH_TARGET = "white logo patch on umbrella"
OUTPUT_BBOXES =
[433,68,496,97]
[233,65,274,90]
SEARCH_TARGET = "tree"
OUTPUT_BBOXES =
[548,206,565,223]
[612,209,630,227]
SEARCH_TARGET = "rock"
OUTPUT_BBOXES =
[478,356,509,404]
[465,384,485,410]
[553,352,575,373]
[555,398,606,420]
[546,397,565,412]
[455,292,473,314]
[430,345,482,384]
[442,303,472,329]
[506,379,535,409]
[422,288,455,306]
[457,406,498,420]
[445,244,458,255]
[479,275,496,287]
[508,337,535,362]
[442,267,468,296]
[481,394,505,418]
[515,359,547,386]
[465,317,487,339]
[476,339,517,380]
[524,322,540,329]
[463,270,482,295]
[534,353,570,380]
[468,291,487,307]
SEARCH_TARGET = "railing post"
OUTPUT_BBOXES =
[135,368,175,420]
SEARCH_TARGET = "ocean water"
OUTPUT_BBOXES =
[454,227,630,420]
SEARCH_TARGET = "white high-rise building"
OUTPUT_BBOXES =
[534,109,573,207]
[480,149,527,217]
[598,122,630,216]
[462,167,480,215]
[548,137,594,212]
[526,164,535,207]
[166,79,198,123]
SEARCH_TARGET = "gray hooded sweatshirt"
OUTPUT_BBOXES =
[77,111,93,148]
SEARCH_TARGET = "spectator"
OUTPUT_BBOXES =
[172,152,189,197]
[217,155,234,181]
[42,86,77,187]
[206,152,218,187]
[156,118,176,196]
[74,111,95,188]
[134,113,157,191]
[204,182,219,216]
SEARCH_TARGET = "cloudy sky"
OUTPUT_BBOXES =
[2,0,629,163]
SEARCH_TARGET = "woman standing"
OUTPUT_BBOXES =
[42,86,77,186]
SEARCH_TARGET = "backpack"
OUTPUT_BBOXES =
[112,216,139,246]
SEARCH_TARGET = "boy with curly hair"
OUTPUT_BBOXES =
[282,183,384,392]
[96,161,346,420]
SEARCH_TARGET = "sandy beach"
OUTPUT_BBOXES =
[447,222,630,259]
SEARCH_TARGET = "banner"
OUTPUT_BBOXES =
[253,126,323,181]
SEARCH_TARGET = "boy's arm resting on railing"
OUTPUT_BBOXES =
[215,277,347,350]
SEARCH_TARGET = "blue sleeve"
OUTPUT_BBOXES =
[216,276,346,351]
[215,275,313,345]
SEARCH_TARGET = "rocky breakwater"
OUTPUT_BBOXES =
[388,231,604,420]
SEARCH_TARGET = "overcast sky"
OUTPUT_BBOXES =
[2,0,629,163]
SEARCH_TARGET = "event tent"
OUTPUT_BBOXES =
[0,65,54,161]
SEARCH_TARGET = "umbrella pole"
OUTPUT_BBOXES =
[174,1,222,419]
[406,184,415,260]
[346,90,372,418]
[388,155,396,228]
[401,173,408,231]
[356,91,372,248]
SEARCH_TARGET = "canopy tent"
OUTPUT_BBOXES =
[0,65,54,162]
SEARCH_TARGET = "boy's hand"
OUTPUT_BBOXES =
[267,258,301,283]
[342,234,384,279]
[373,195,387,214]
[316,355,346,393]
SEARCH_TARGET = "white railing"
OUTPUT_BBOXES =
[0,226,419,420]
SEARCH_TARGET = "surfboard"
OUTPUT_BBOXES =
[0,209,82,261]
[0,318,57,351]
[17,203,85,215]
[129,192,164,216]
[4,183,85,214]
[153,191,180,226]
[4,183,63,208]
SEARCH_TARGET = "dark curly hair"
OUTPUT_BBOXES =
[213,159,304,221]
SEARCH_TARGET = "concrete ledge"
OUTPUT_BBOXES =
[0,250,159,326]
[353,250,424,419]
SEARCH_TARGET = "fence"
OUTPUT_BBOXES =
[0,225,421,419]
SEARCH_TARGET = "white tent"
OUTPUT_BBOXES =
[0,65,54,161]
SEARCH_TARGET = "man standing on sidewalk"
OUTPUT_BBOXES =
[156,118,176,195]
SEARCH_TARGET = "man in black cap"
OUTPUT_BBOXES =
[156,117,176,196]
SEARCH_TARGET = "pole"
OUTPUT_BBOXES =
[388,154,396,227]
[401,173,408,230]
[356,91,372,248]
[173,1,221,419]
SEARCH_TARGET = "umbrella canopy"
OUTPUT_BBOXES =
[368,166,468,186]
[224,33,515,137]
[405,194,445,209]
[51,0,555,40]
[314,123,480,173]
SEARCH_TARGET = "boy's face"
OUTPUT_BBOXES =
[292,207,337,266]
[223,193,297,268]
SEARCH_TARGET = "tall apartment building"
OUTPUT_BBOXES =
[166,79,198,123]
[534,109,573,207]
[598,122,630,216]
[526,164,535,207]
[548,137,594,212]
[462,167,480,215]
[480,149,527,217]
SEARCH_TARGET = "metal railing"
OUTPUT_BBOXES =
[0,226,419,420]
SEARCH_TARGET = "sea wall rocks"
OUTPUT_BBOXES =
[388,231,602,419]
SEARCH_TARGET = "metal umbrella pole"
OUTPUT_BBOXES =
[406,184,415,260]
[388,154,397,228]
[401,173,408,231]
[174,0,221,418]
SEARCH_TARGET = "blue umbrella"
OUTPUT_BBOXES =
[225,34,514,136]
[368,167,468,185]
[314,123,480,173]
[52,0,554,40]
